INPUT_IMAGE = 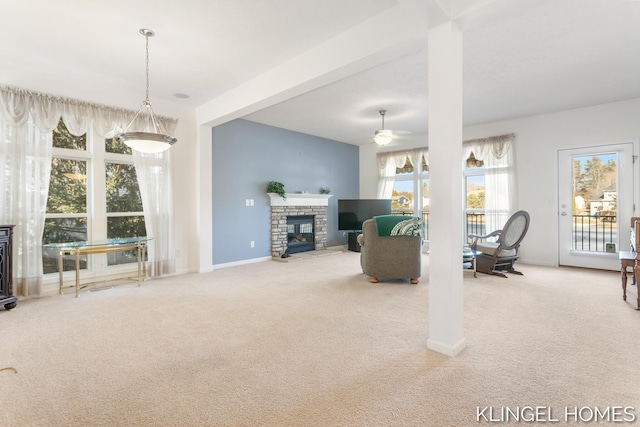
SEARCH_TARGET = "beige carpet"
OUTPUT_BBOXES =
[1,250,639,426]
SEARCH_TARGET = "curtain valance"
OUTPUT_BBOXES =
[462,133,514,161]
[376,147,429,170]
[377,133,515,166]
[0,85,177,137]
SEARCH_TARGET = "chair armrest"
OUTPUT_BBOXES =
[468,229,502,249]
[468,229,502,240]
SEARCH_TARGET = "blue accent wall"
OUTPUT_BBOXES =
[211,119,359,264]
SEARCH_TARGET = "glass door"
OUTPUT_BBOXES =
[558,143,635,270]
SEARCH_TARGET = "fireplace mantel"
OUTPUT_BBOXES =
[268,193,332,207]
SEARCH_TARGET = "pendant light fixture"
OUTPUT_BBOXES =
[117,28,177,153]
[374,109,392,146]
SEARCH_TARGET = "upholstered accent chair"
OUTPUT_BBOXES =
[468,210,530,278]
[356,216,423,284]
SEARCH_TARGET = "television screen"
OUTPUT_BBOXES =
[338,199,392,231]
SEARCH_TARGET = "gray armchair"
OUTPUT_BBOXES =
[356,217,423,284]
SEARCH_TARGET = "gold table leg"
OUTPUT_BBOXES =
[75,248,80,298]
[137,243,142,286]
[58,249,64,294]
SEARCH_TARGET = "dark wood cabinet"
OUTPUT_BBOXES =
[0,225,17,310]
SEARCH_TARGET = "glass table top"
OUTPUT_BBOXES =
[463,248,481,259]
[43,236,152,249]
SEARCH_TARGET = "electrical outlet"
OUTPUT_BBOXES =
[250,241,255,248]
[343,232,347,238]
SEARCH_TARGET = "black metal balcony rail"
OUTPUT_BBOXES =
[391,210,618,253]
[466,213,486,237]
[572,214,617,252]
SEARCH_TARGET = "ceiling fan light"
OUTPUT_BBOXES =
[373,109,393,146]
[374,129,393,146]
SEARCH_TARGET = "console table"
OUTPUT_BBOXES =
[0,225,17,310]
[44,237,151,297]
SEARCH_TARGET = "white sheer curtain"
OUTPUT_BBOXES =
[0,121,53,296]
[376,148,429,198]
[463,133,515,233]
[0,85,177,296]
[134,146,176,277]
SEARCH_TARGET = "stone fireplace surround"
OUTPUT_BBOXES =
[269,193,332,257]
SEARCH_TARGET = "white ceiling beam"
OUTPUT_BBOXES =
[195,4,428,127]
[451,0,502,18]
[429,0,502,19]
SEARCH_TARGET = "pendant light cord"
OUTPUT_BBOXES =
[145,32,150,104]
[139,28,155,105]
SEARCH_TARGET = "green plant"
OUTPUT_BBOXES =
[267,181,286,199]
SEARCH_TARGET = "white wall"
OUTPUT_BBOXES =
[168,109,199,275]
[359,97,640,267]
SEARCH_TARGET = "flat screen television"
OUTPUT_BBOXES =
[338,199,392,231]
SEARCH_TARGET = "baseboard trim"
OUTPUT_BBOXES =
[427,336,467,357]
[212,256,272,270]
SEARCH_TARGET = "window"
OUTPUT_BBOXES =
[463,134,515,237]
[464,152,486,237]
[377,134,514,245]
[42,119,146,274]
[105,136,146,266]
[389,153,486,240]
[391,155,430,237]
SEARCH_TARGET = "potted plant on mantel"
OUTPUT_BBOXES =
[267,181,286,200]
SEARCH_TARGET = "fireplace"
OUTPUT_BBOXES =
[269,193,332,258]
[287,215,314,254]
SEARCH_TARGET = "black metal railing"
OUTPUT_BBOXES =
[466,213,486,237]
[572,214,617,252]
[390,211,618,253]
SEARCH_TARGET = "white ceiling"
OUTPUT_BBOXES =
[2,0,640,146]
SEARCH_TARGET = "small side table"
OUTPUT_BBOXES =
[463,248,481,278]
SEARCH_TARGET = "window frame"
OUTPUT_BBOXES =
[43,122,145,286]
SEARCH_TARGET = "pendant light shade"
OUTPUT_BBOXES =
[374,109,392,146]
[117,29,177,153]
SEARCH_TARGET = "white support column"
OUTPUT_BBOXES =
[426,21,466,356]
[196,124,213,273]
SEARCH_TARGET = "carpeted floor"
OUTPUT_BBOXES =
[1,250,639,426]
